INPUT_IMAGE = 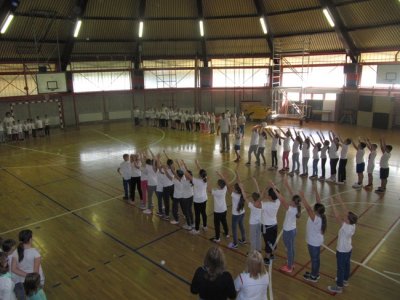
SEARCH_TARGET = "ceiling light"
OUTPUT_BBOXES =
[259,17,267,34]
[73,20,82,38]
[323,8,335,27]
[1,13,14,34]
[138,21,143,38]
[199,20,204,37]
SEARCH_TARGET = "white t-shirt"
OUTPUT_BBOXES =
[11,248,45,285]
[238,115,246,125]
[173,178,185,198]
[36,119,43,129]
[248,202,262,225]
[119,161,132,180]
[258,134,266,148]
[340,144,349,159]
[337,222,356,253]
[261,200,280,226]
[356,148,365,164]
[312,147,320,159]
[0,273,16,300]
[235,133,242,146]
[193,178,208,203]
[271,136,278,151]
[283,137,291,152]
[231,192,245,215]
[220,118,231,134]
[302,143,310,158]
[249,130,259,146]
[156,172,165,192]
[306,216,324,247]
[234,272,269,300]
[212,186,227,213]
[163,169,174,187]
[292,140,300,154]
[328,143,339,159]
[131,161,142,177]
[367,150,377,172]
[380,152,391,168]
[321,145,328,159]
[283,206,298,231]
[146,165,157,186]
[182,180,194,199]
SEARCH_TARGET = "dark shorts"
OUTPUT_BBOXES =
[175,119,181,124]
[356,162,365,173]
[234,145,240,151]
[380,168,389,179]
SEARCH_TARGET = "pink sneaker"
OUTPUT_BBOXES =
[279,265,294,273]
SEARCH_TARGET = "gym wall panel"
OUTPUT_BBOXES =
[106,93,132,112]
[62,96,77,126]
[109,111,132,120]
[372,96,394,114]
[357,111,373,128]
[322,101,336,122]
[173,90,196,113]
[79,112,103,122]
[0,102,11,118]
[12,104,30,121]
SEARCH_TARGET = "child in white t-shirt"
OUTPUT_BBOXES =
[271,179,301,273]
[351,140,367,189]
[301,186,326,283]
[327,196,358,294]
[233,128,242,163]
[364,138,377,189]
[0,121,5,143]
[208,172,230,243]
[375,138,393,194]
[309,135,322,180]
[117,154,132,200]
[228,171,246,249]
[267,128,283,170]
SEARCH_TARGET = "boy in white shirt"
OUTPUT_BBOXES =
[238,112,246,136]
[133,106,141,126]
[35,116,44,137]
[328,196,358,294]
[351,140,367,189]
[0,121,4,143]
[245,125,260,165]
[364,138,377,189]
[44,114,50,136]
[117,154,132,201]
[375,138,393,194]
[233,128,242,162]
[17,120,24,141]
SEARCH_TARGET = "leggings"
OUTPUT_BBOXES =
[271,150,278,167]
[262,224,278,255]
[282,151,290,168]
[214,211,229,239]
[180,197,194,226]
[194,201,207,230]
[156,191,163,213]
[321,158,327,177]
[338,158,347,182]
[291,152,300,172]
[302,157,310,174]
[162,185,174,216]
[141,180,148,206]
[256,147,266,164]
[147,185,156,209]
[330,158,339,176]
[130,176,143,201]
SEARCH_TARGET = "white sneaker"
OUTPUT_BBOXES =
[326,177,336,183]
[202,226,208,231]
[336,181,345,185]
[170,220,179,225]
[190,229,200,235]
[143,209,152,214]
[182,224,192,230]
[352,183,362,189]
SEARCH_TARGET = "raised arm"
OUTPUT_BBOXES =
[299,191,315,220]
[313,182,321,204]
[270,181,289,210]
[316,131,324,143]
[380,137,386,153]
[283,176,294,196]
[252,176,261,194]
[309,134,316,147]
[163,150,170,160]
[216,171,232,193]
[301,131,307,141]
[181,160,193,181]
[195,159,201,170]
[266,128,274,138]
[364,138,372,151]
[352,139,358,151]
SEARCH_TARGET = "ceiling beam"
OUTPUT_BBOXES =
[134,0,146,69]
[253,0,274,56]
[196,0,208,67]
[319,0,359,63]
[59,0,88,71]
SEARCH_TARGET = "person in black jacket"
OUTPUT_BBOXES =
[190,246,236,300]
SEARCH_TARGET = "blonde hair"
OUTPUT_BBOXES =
[203,246,226,281]
[245,250,267,279]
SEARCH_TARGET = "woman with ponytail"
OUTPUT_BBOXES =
[270,178,301,273]
[300,185,326,283]
[228,172,246,249]
[11,230,44,300]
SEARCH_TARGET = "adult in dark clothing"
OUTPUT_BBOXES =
[190,246,236,300]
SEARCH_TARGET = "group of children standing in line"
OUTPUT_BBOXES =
[133,105,246,135]
[117,145,362,294]
[0,112,51,143]
[242,125,392,194]
[0,230,46,300]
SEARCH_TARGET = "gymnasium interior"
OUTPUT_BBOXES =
[0,0,399,299]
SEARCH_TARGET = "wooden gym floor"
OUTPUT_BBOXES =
[0,121,399,300]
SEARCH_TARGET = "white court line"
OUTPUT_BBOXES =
[91,129,133,146]
[322,244,400,285]
[0,194,123,236]
[383,271,400,276]
[2,143,78,159]
[362,217,400,266]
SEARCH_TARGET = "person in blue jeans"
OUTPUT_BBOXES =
[328,196,358,294]
[117,154,132,201]
[301,186,327,283]
[228,172,246,249]
[270,178,302,273]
